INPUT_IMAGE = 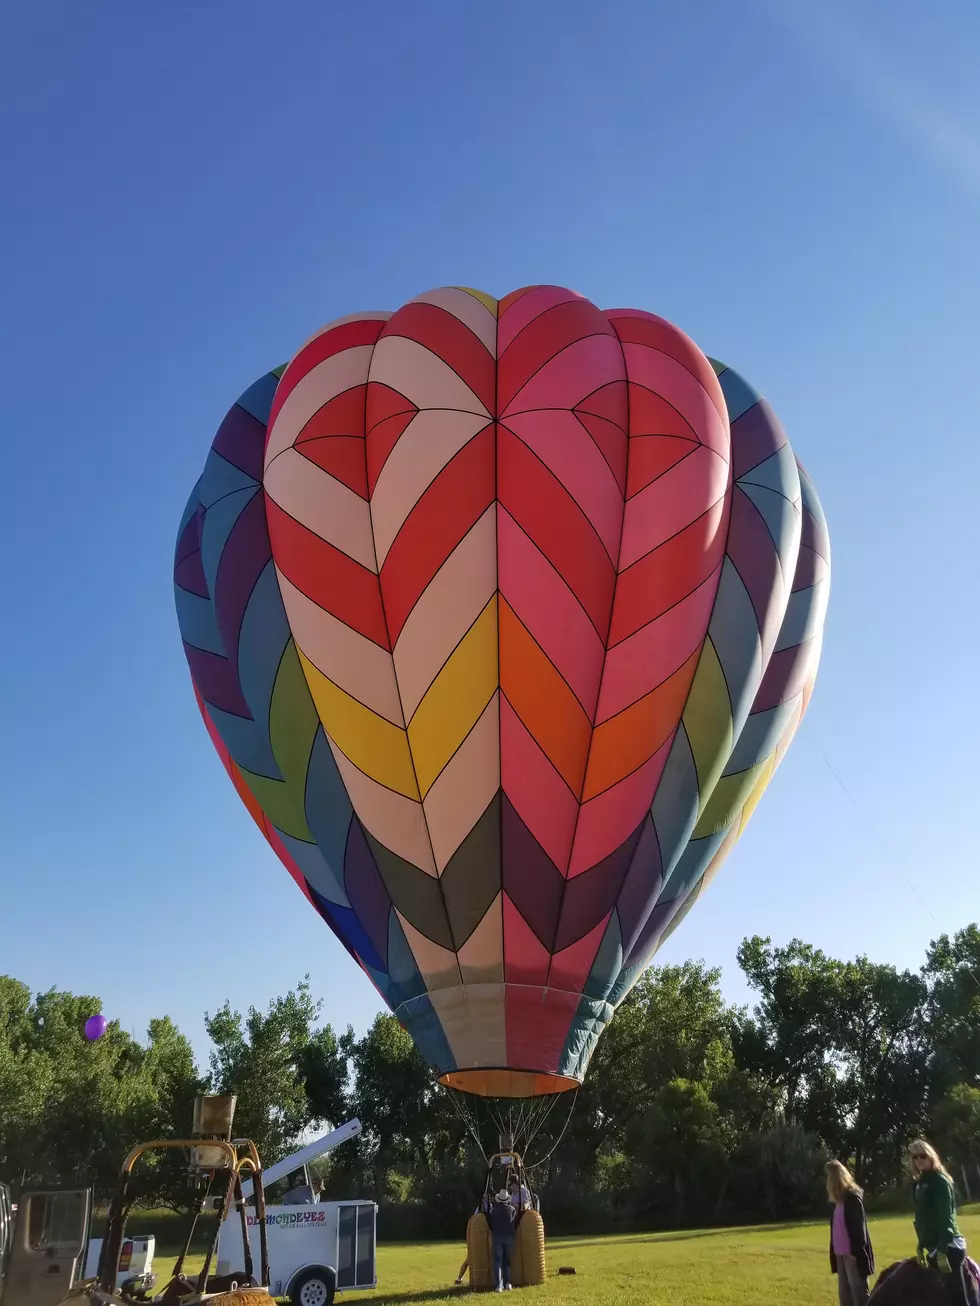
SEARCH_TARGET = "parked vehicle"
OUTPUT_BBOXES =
[216,1200,376,1306]
[82,1236,155,1287]
[0,1095,270,1306]
[216,1119,376,1306]
[0,1187,92,1306]
[0,1102,374,1306]
[0,1184,13,1301]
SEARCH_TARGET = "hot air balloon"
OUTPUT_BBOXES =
[174,285,830,1110]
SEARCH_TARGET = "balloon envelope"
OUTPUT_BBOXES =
[84,1014,107,1041]
[174,286,830,1097]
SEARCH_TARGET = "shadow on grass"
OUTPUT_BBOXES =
[378,1215,828,1254]
[549,1229,736,1252]
[349,1293,468,1306]
[549,1219,828,1251]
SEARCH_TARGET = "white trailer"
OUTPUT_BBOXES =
[216,1200,376,1306]
[215,1119,376,1306]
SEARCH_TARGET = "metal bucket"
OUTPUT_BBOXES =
[190,1095,237,1170]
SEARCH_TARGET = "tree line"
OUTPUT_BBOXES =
[2,924,979,1238]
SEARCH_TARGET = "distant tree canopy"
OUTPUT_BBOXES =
[0,977,201,1202]
[3,925,979,1235]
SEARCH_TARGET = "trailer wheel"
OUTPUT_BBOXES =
[290,1267,335,1306]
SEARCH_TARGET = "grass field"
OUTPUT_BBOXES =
[153,1207,980,1306]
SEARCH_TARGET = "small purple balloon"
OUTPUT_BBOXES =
[84,1014,107,1042]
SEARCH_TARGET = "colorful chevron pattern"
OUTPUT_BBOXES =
[174,286,830,1098]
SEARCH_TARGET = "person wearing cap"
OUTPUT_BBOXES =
[282,1174,324,1205]
[489,1188,517,1292]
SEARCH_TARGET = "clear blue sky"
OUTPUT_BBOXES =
[2,0,978,1066]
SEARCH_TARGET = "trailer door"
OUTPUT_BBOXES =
[4,1189,91,1306]
[354,1203,376,1288]
[0,1185,13,1298]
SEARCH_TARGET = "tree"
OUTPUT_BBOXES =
[550,961,773,1228]
[731,1122,827,1223]
[930,1084,980,1199]
[6,918,980,1232]
[136,1017,206,1208]
[20,989,159,1193]
[205,977,346,1164]
[340,1014,480,1227]
[924,926,980,1093]
[628,1078,732,1224]
[570,961,737,1170]
[735,937,931,1188]
[299,1022,348,1128]
[0,978,203,1200]
[0,978,50,1188]
[830,958,930,1185]
[734,936,841,1123]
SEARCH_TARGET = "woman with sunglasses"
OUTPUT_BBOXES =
[910,1139,969,1304]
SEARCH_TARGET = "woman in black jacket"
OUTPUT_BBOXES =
[827,1160,875,1305]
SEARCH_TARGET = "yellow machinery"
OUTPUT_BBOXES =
[89,1097,272,1306]
[0,1097,276,1306]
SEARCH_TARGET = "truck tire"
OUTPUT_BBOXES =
[289,1267,335,1306]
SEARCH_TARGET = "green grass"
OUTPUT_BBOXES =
[142,1207,980,1306]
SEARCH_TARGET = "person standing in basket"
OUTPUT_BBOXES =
[827,1160,874,1305]
[489,1188,517,1292]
